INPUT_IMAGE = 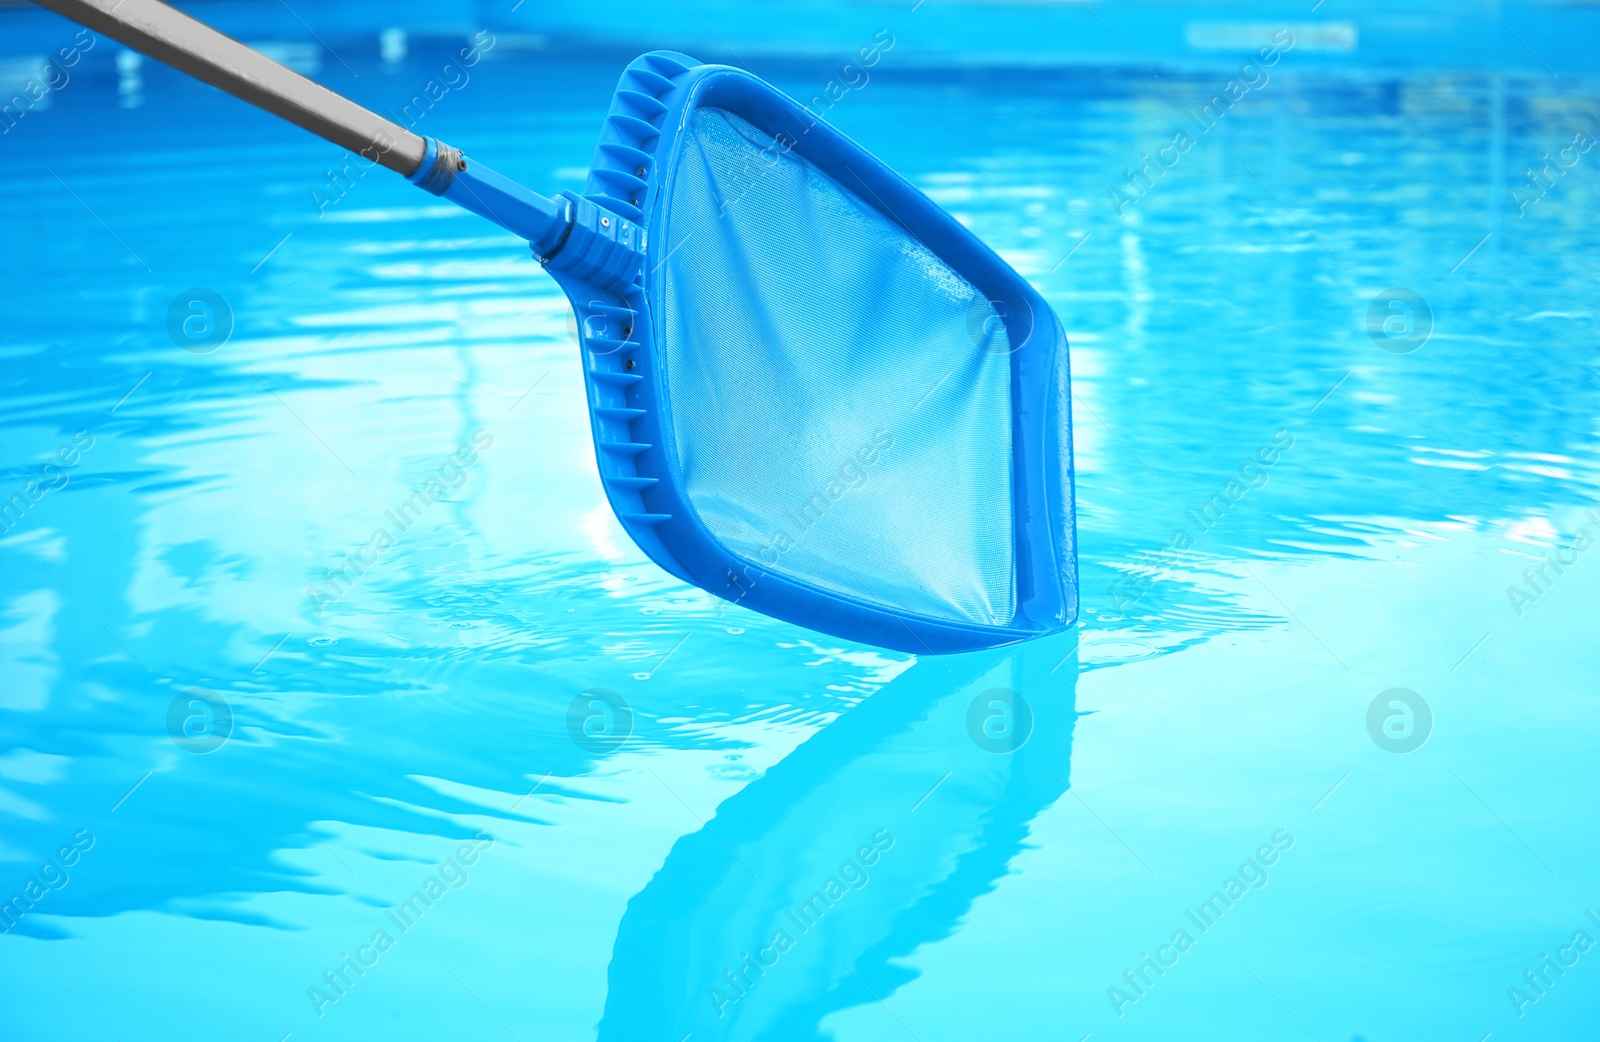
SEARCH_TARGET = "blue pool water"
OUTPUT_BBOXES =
[3,23,1600,1042]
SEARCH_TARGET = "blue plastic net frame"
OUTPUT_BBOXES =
[548,51,1077,654]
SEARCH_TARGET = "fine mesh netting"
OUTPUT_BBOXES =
[659,107,1015,626]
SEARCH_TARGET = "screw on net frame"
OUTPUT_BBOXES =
[39,0,1078,654]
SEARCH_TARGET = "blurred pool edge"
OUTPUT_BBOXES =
[3,0,1599,78]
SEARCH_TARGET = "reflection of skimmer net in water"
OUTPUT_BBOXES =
[598,635,1080,1041]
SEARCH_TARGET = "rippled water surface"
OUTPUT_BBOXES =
[3,34,1599,1042]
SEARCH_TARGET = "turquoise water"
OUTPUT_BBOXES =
[4,34,1600,1042]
